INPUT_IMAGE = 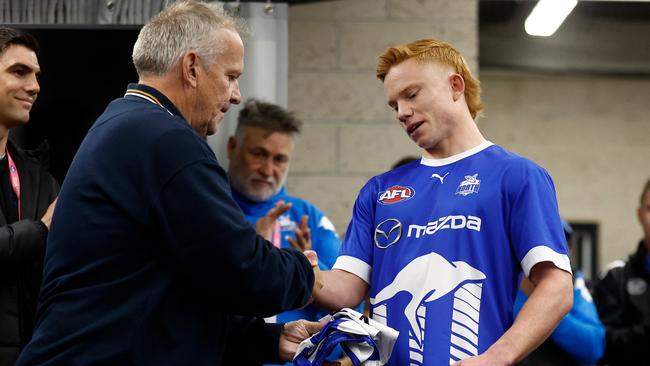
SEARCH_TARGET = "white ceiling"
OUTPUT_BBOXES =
[480,1,650,75]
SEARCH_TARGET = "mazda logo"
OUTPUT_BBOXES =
[374,218,402,249]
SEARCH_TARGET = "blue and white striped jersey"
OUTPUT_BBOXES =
[333,141,571,366]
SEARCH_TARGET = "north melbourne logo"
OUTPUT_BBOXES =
[456,174,481,196]
[278,215,296,232]
[378,186,415,204]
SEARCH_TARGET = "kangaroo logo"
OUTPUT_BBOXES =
[431,172,449,184]
[371,252,485,349]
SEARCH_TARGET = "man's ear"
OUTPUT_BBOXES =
[449,74,465,102]
[227,136,237,160]
[181,51,200,88]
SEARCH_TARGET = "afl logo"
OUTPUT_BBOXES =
[378,186,415,204]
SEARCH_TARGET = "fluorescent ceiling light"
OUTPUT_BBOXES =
[525,0,578,37]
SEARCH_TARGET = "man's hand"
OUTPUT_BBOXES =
[291,217,318,308]
[303,250,323,308]
[40,198,58,229]
[288,215,311,252]
[454,263,572,366]
[255,201,291,241]
[279,318,328,362]
[333,357,354,366]
[451,348,513,366]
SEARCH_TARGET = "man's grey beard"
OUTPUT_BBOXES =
[230,170,289,202]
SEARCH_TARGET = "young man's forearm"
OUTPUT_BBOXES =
[484,264,573,364]
[315,269,368,311]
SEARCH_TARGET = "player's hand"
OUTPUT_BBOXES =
[279,318,328,362]
[302,250,322,308]
[320,360,351,366]
[40,198,58,229]
[331,356,354,366]
[256,201,291,241]
[451,348,513,366]
[288,215,311,252]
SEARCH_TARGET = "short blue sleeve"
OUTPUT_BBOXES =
[506,161,570,276]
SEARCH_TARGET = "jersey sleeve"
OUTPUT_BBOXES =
[332,180,376,284]
[506,160,571,277]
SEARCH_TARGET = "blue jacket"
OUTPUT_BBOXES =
[232,188,343,364]
[16,84,314,366]
[232,187,341,274]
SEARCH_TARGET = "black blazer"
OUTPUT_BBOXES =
[0,140,59,366]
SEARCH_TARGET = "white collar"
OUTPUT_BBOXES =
[420,141,494,167]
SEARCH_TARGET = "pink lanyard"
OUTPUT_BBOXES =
[272,220,281,248]
[6,149,21,220]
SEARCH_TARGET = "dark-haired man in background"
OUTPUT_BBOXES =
[0,27,58,366]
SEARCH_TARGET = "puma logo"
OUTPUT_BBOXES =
[431,172,449,184]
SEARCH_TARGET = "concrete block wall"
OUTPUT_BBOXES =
[480,70,650,268]
[286,0,479,236]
